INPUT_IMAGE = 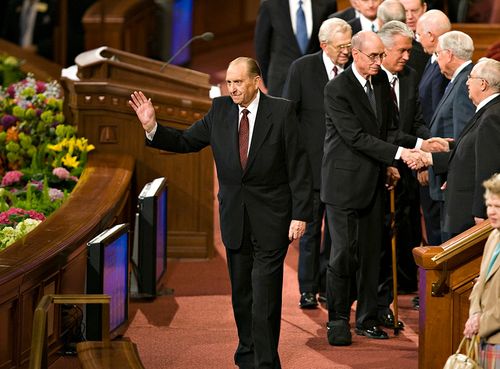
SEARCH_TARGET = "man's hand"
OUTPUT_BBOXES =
[464,313,481,338]
[474,217,485,225]
[401,148,432,170]
[128,91,157,133]
[386,166,400,190]
[417,170,429,186]
[289,220,306,241]
[421,137,452,152]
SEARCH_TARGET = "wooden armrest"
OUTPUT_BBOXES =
[77,341,146,369]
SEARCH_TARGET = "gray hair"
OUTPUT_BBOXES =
[417,9,451,35]
[377,0,406,25]
[474,58,500,91]
[438,31,474,61]
[318,17,352,43]
[379,20,414,47]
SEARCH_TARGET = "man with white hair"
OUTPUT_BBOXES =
[413,58,500,237]
[283,18,353,310]
[428,30,476,241]
[415,9,451,247]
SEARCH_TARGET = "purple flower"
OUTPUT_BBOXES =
[48,188,64,201]
[6,85,15,98]
[1,171,23,186]
[1,114,17,130]
[52,167,70,180]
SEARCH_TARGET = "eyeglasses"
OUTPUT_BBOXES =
[434,48,449,58]
[467,74,487,83]
[331,43,352,51]
[354,48,386,63]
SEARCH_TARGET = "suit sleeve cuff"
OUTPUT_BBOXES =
[415,138,423,150]
[395,146,403,160]
[145,122,158,141]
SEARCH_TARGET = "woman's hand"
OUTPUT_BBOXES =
[464,313,481,338]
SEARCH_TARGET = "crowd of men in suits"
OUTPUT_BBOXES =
[255,0,500,351]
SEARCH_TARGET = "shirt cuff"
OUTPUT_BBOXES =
[415,138,423,150]
[395,146,403,160]
[145,122,158,141]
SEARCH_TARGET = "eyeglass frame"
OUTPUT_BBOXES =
[353,48,386,63]
[434,48,450,58]
[329,42,352,51]
[467,74,487,83]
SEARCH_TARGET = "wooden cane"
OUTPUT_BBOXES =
[390,189,401,335]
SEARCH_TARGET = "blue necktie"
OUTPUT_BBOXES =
[486,242,500,278]
[444,80,453,96]
[296,0,308,54]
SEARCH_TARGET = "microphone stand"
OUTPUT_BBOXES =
[159,32,214,72]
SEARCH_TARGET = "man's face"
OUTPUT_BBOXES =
[321,31,352,66]
[435,45,453,78]
[353,35,385,77]
[466,66,484,106]
[357,0,382,20]
[226,62,260,107]
[486,193,500,230]
[382,35,413,74]
[400,0,426,31]
[416,22,436,54]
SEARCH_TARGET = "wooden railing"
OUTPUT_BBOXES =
[0,153,134,369]
[413,220,492,369]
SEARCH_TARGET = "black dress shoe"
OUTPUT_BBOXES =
[378,312,404,329]
[327,320,352,346]
[299,292,318,309]
[355,322,389,339]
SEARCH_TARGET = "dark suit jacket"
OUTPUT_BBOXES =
[418,59,449,127]
[432,95,500,234]
[328,6,357,21]
[428,62,476,201]
[397,65,431,138]
[321,66,417,209]
[348,17,362,35]
[147,93,312,250]
[282,50,329,190]
[254,0,337,96]
[406,40,430,84]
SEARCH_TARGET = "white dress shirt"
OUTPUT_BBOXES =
[289,0,313,41]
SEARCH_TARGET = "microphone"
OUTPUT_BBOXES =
[159,32,214,72]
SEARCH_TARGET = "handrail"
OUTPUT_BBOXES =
[29,294,111,369]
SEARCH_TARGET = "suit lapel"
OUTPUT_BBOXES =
[245,94,273,173]
[346,68,375,120]
[398,69,410,128]
[315,51,329,84]
[485,234,500,283]
[280,0,301,53]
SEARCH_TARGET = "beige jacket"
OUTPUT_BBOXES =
[469,228,500,344]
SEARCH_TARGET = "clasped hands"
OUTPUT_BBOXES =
[401,137,452,170]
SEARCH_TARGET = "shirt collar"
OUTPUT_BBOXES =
[239,90,260,116]
[352,62,371,87]
[322,52,344,78]
[381,65,397,82]
[476,93,500,112]
[450,60,472,82]
[359,14,378,32]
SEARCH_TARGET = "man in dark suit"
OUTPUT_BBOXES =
[348,0,382,34]
[417,58,500,237]
[129,57,312,369]
[328,0,358,21]
[321,30,427,346]
[428,30,476,241]
[254,0,337,97]
[283,18,352,309]
[415,9,451,245]
[377,20,433,326]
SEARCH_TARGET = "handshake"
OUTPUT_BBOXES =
[401,137,451,170]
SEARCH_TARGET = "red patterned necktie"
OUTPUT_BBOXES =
[332,65,338,79]
[239,109,250,169]
[390,76,398,110]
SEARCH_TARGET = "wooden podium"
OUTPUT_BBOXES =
[61,47,214,258]
[413,221,492,369]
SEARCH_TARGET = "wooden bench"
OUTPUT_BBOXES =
[29,294,145,369]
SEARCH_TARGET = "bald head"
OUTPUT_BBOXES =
[416,9,451,54]
[352,31,385,77]
[377,0,406,25]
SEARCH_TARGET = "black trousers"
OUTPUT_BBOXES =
[226,210,288,369]
[298,190,330,294]
[420,184,442,246]
[326,186,383,328]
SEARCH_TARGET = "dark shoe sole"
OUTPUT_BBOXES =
[299,303,318,309]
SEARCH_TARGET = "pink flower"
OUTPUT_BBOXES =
[0,208,45,225]
[52,167,70,180]
[35,81,46,93]
[1,171,24,186]
[48,188,64,201]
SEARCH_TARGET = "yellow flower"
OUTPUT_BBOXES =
[47,142,63,151]
[61,153,79,168]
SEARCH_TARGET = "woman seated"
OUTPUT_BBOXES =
[464,172,500,368]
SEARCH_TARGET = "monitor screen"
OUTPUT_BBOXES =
[86,223,129,340]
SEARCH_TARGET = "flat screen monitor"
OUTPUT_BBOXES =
[131,177,168,298]
[86,223,129,341]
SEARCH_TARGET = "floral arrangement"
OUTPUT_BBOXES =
[0,71,95,250]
